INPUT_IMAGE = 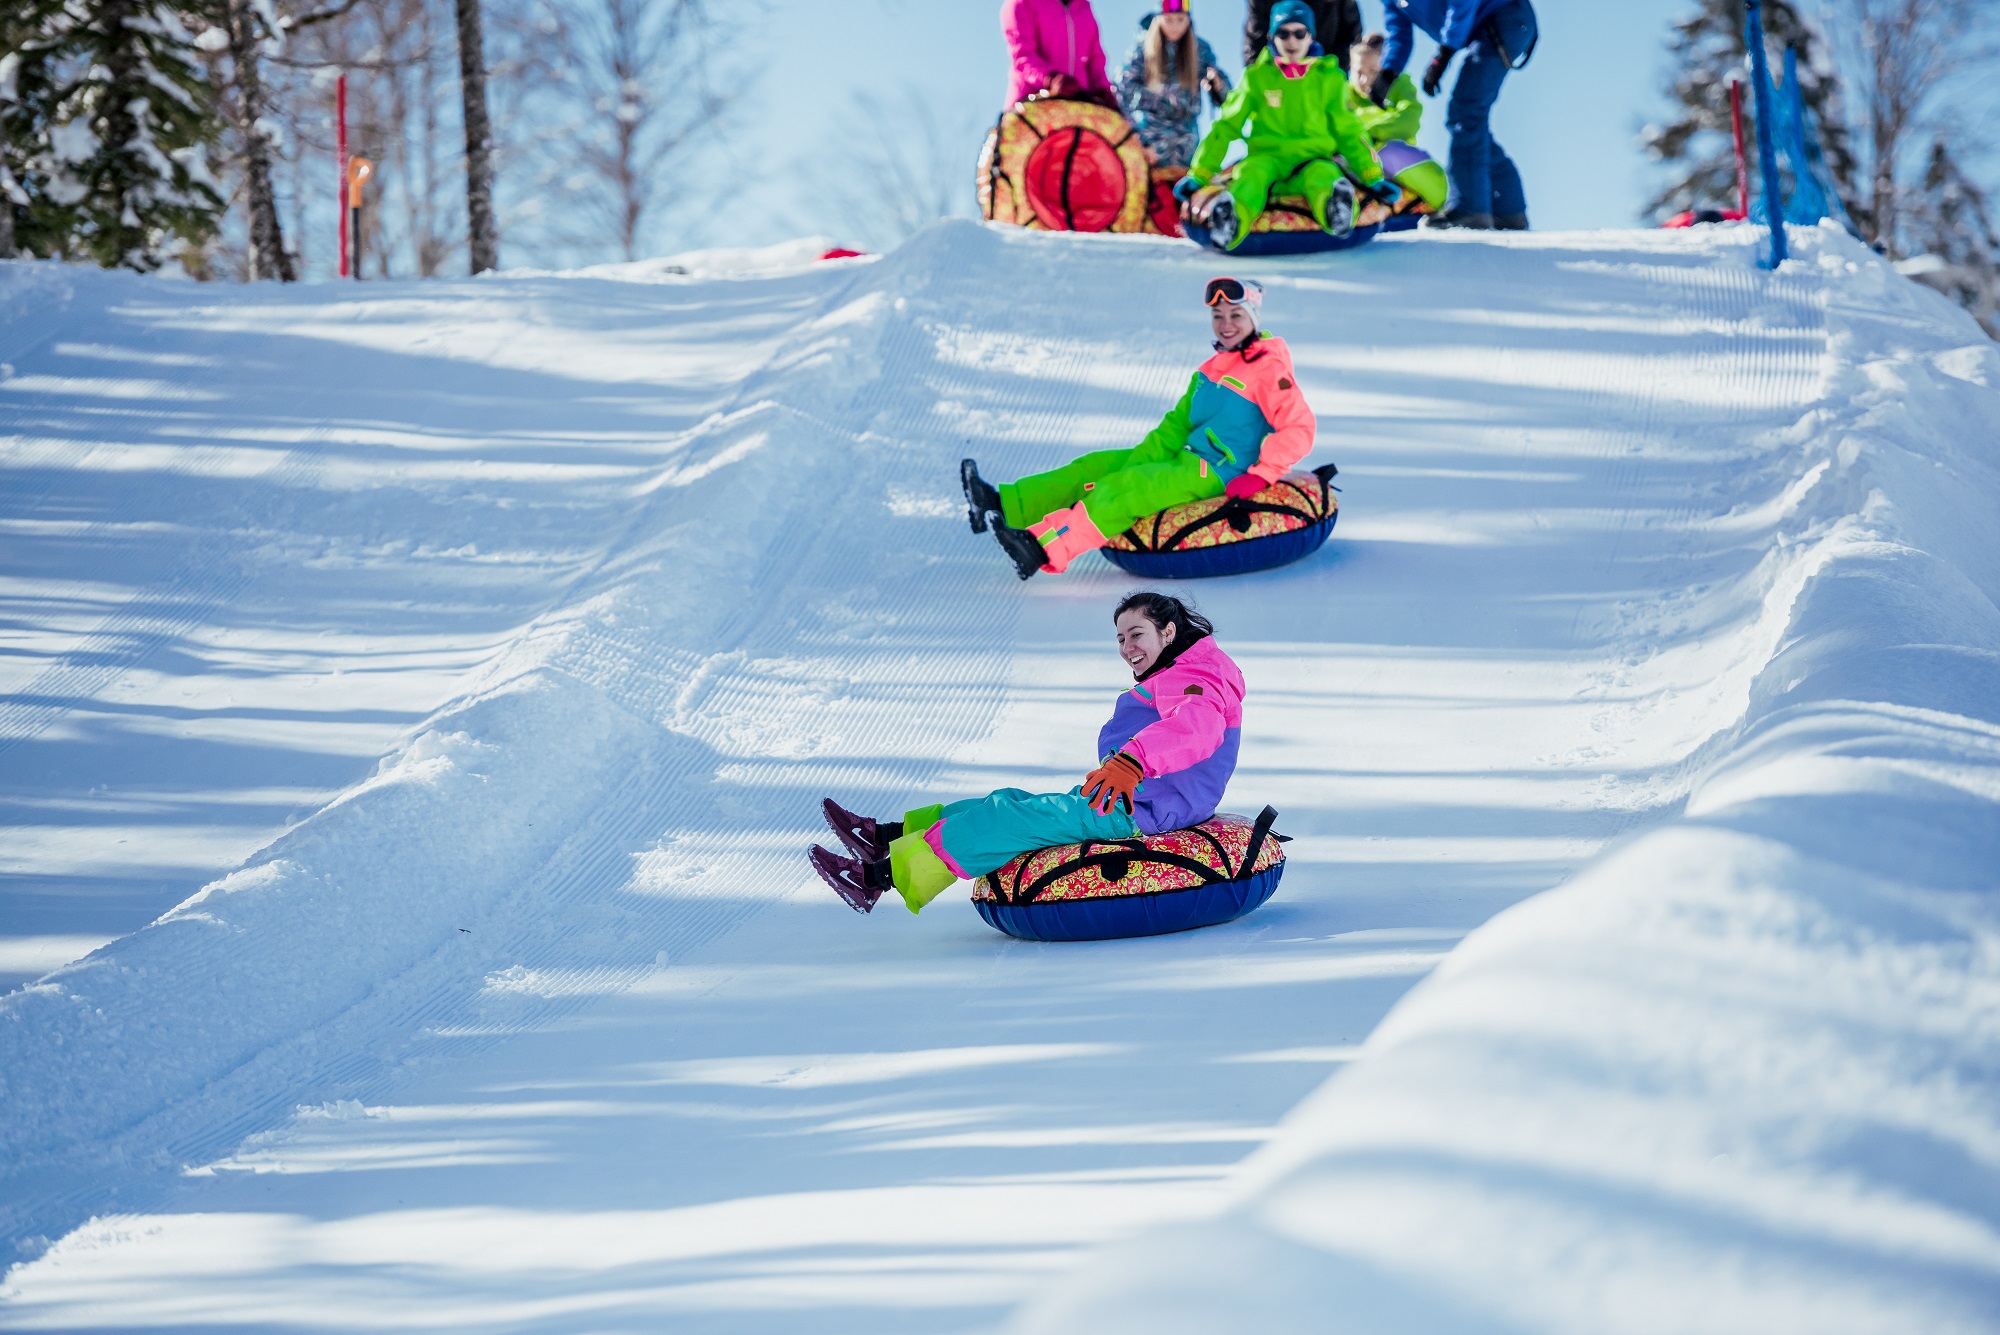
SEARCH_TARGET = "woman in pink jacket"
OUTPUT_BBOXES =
[1003,0,1117,107]
[811,592,1246,915]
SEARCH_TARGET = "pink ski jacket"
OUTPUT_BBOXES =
[1003,0,1112,106]
[1097,635,1245,835]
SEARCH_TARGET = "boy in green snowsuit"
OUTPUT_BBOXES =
[1173,0,1390,245]
[1344,33,1421,144]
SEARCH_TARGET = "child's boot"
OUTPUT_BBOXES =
[1026,502,1109,574]
[1207,195,1241,250]
[1315,178,1356,238]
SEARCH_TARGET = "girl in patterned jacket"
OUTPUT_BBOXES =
[1115,1,1231,171]
[811,592,1244,915]
[961,276,1314,581]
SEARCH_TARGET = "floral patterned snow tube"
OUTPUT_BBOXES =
[972,807,1287,942]
[1101,466,1338,579]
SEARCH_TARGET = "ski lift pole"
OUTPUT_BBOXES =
[1743,0,1787,267]
[346,157,374,279]
[336,73,348,278]
[1729,78,1748,219]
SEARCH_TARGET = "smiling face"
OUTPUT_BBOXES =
[1350,42,1382,90]
[1116,609,1177,677]
[1210,301,1255,349]
[1158,10,1191,40]
[1272,22,1314,64]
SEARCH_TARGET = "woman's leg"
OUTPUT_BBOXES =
[999,448,1138,530]
[1030,451,1223,573]
[886,788,1140,914]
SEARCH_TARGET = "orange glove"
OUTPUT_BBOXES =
[1082,752,1144,816]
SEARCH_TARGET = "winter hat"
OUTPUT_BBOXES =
[1159,0,1187,11]
[1269,0,1316,39]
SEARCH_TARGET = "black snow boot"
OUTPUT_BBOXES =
[822,796,902,864]
[1494,212,1529,231]
[1319,178,1356,238]
[991,520,1046,580]
[810,843,891,914]
[1205,196,1240,251]
[1424,210,1494,231]
[961,459,1002,534]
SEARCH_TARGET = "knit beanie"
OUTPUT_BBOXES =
[1269,0,1316,40]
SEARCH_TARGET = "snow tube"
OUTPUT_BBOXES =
[1180,168,1387,256]
[973,807,1287,943]
[978,97,1153,234]
[1101,465,1338,579]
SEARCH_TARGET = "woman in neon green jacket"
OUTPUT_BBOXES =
[1173,1,1390,247]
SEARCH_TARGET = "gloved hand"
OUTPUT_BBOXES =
[1172,175,1203,202]
[1224,474,1267,500]
[1422,46,1457,97]
[1366,179,1404,207]
[1081,752,1143,816]
[1367,70,1396,107]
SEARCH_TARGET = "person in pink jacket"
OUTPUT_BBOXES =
[1003,0,1117,107]
[810,592,1245,915]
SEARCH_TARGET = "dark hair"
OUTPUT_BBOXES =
[1114,591,1214,650]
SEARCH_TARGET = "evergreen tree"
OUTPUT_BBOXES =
[0,0,67,259]
[1902,140,1998,336]
[1642,0,1863,227]
[25,0,227,270]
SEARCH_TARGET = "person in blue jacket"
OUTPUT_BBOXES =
[1371,0,1538,230]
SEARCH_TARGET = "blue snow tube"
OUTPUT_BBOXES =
[972,808,1287,943]
[1182,219,1381,256]
[1100,465,1338,580]
[1379,214,1422,233]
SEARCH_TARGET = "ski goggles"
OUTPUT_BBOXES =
[1203,276,1264,309]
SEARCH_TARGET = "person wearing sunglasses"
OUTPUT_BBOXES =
[1372,0,1539,229]
[1241,0,1363,73]
[1171,0,1393,248]
[1003,0,1119,110]
[959,276,1314,581]
[1115,1,1231,172]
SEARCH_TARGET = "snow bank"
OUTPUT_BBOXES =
[1015,227,2000,1332]
[507,236,870,284]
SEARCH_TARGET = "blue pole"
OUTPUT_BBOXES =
[1743,0,1788,267]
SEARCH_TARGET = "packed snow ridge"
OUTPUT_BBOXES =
[0,219,1996,1333]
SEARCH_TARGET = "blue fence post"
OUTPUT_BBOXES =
[1744,0,1788,267]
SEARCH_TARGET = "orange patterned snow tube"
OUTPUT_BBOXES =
[978,97,1155,235]
[1101,465,1338,578]
[972,808,1288,941]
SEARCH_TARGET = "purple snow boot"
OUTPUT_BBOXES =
[809,844,891,914]
[821,797,902,864]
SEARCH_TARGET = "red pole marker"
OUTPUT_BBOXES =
[1730,78,1749,220]
[336,73,349,278]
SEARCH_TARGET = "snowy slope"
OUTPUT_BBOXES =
[1,220,1995,1332]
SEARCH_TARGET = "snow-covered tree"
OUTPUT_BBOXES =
[24,0,227,270]
[1,0,68,259]
[1642,0,1862,226]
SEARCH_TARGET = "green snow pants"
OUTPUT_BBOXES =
[1228,152,1346,240]
[998,447,1225,538]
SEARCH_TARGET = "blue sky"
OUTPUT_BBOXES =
[728,0,1693,248]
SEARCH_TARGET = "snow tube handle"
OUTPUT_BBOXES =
[1237,806,1281,880]
[1312,462,1340,508]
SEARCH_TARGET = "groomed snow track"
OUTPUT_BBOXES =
[1,221,1996,1333]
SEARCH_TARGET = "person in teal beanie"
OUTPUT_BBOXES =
[1172,0,1394,247]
